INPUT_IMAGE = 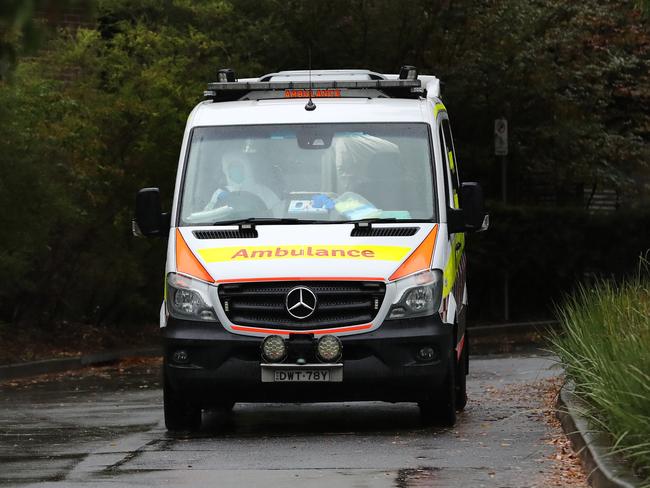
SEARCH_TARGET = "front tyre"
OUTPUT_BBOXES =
[419,347,457,426]
[163,371,202,432]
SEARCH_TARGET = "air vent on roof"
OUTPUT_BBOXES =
[351,226,419,237]
[193,228,258,239]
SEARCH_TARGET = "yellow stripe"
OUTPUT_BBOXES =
[434,102,446,118]
[198,245,411,263]
[442,233,465,297]
[443,257,455,297]
[448,150,455,172]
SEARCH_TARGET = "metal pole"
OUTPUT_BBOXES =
[501,154,509,321]
[504,271,510,322]
[501,155,507,204]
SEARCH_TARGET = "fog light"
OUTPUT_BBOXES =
[261,335,287,363]
[172,350,189,364]
[316,335,342,363]
[416,346,438,362]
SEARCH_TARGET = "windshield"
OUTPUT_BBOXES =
[178,123,436,225]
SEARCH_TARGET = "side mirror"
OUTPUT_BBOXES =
[134,188,168,237]
[448,182,489,234]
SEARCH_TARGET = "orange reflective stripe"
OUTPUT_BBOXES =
[388,226,438,281]
[175,229,214,282]
[231,323,372,335]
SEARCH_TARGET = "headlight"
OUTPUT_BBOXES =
[387,270,443,319]
[166,272,218,322]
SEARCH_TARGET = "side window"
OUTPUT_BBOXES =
[438,125,451,206]
[441,119,461,209]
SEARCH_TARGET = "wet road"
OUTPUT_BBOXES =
[0,354,562,487]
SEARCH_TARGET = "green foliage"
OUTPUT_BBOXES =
[0,0,41,79]
[436,0,650,198]
[0,1,92,80]
[552,263,650,485]
[0,0,648,328]
[639,0,650,17]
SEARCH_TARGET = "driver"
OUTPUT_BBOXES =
[204,151,280,212]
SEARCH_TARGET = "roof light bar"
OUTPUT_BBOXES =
[203,69,426,102]
[207,79,421,91]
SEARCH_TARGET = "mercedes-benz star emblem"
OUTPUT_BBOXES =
[285,286,317,320]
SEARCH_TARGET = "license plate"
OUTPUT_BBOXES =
[261,364,343,383]
[273,370,330,382]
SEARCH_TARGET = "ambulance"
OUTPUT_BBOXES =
[134,67,488,431]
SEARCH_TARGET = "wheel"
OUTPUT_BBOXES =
[419,347,457,426]
[164,379,202,432]
[455,334,468,411]
[163,373,202,432]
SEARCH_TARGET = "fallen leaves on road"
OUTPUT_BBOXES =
[541,377,588,487]
[474,372,588,486]
[0,322,159,365]
[0,356,162,389]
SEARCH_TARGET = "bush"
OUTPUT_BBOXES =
[0,0,648,329]
[552,261,650,485]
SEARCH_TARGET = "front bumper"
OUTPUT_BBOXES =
[163,316,454,405]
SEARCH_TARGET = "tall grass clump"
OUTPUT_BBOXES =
[553,260,650,485]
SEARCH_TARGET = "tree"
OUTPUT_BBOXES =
[0,0,648,328]
[430,0,650,202]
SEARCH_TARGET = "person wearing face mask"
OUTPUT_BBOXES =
[204,151,280,213]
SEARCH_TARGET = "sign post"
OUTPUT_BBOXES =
[494,118,508,203]
[494,118,510,321]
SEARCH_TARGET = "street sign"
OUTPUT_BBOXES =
[494,118,508,156]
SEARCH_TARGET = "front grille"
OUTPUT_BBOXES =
[218,281,386,330]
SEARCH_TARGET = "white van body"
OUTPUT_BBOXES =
[135,69,486,431]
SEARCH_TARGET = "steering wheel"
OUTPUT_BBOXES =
[220,190,270,217]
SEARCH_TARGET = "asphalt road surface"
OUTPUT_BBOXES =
[0,354,563,488]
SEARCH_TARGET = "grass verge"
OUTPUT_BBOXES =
[552,262,650,486]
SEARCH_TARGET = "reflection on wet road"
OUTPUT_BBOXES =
[0,354,562,487]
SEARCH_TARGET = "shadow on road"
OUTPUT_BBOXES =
[169,401,445,439]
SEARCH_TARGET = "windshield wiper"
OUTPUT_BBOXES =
[340,218,433,231]
[340,217,401,225]
[212,217,320,226]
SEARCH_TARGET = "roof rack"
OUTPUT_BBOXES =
[258,69,386,81]
[203,79,423,102]
[203,68,427,103]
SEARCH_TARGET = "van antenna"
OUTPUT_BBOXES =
[305,47,316,111]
